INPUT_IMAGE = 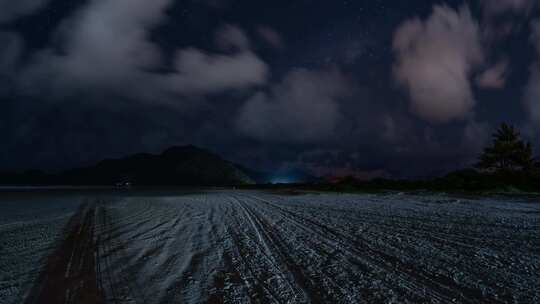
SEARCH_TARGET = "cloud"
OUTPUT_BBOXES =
[166,48,268,95]
[237,68,349,143]
[0,32,23,96]
[479,0,536,42]
[257,26,285,49]
[392,5,484,124]
[18,0,268,101]
[0,32,23,73]
[215,24,251,51]
[480,0,535,17]
[476,60,508,89]
[0,0,50,23]
[19,0,171,99]
[525,21,540,125]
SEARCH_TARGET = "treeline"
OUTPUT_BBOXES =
[319,169,539,193]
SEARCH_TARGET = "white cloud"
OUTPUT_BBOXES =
[19,0,171,99]
[19,0,268,101]
[392,5,483,124]
[237,68,349,143]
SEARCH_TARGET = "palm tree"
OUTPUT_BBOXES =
[476,123,535,173]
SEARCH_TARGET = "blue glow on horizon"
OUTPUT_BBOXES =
[270,176,297,184]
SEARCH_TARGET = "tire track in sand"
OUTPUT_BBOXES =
[25,204,105,304]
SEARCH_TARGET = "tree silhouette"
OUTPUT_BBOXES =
[476,123,535,173]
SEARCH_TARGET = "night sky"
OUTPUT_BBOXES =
[1,0,539,178]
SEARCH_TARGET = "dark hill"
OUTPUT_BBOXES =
[0,146,255,186]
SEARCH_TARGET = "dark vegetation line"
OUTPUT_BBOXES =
[245,123,540,194]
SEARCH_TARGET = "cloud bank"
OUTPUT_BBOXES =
[18,0,268,102]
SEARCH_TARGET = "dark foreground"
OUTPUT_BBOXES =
[1,191,539,303]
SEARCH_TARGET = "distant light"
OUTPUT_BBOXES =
[270,177,296,184]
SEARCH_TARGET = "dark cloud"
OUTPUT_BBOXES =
[257,26,285,50]
[0,32,23,97]
[0,32,22,73]
[215,24,251,51]
[463,120,490,152]
[479,0,536,45]
[0,0,50,23]
[237,68,349,143]
[525,21,540,126]
[480,0,535,17]
[193,0,230,9]
[166,48,268,95]
[393,5,484,124]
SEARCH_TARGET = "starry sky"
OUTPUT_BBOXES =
[0,0,539,178]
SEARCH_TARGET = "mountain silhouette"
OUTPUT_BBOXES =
[0,146,255,186]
